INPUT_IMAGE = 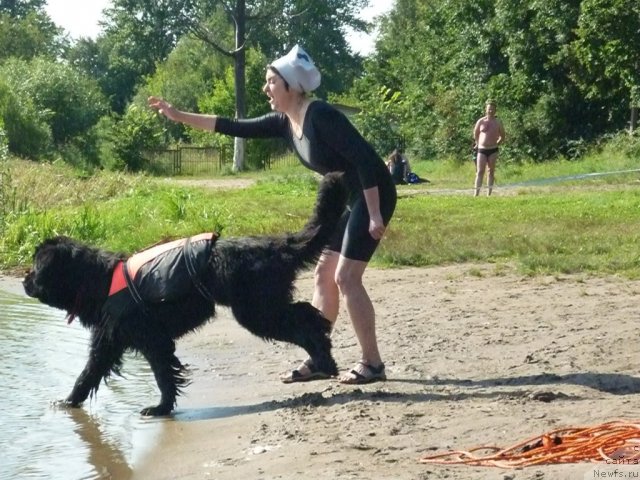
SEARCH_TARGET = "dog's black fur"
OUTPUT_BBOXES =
[23,172,347,416]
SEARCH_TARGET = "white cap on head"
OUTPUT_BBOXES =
[270,45,321,93]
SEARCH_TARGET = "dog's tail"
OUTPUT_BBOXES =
[291,171,348,263]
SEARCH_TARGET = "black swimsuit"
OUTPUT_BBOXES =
[477,147,499,156]
[215,101,396,261]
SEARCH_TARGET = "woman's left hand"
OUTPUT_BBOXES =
[369,214,386,240]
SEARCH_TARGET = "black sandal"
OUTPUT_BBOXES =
[339,361,386,385]
[280,359,331,384]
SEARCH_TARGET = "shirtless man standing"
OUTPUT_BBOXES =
[473,100,506,197]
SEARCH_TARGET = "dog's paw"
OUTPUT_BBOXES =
[52,399,81,409]
[140,405,173,417]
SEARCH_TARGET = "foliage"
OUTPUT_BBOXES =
[569,0,640,112]
[248,0,370,95]
[597,130,640,159]
[96,0,371,169]
[0,119,6,161]
[143,43,288,170]
[0,121,10,235]
[351,0,640,163]
[1,0,639,171]
[0,5,64,60]
[101,104,166,171]
[68,0,192,114]
[0,78,52,159]
[138,35,229,143]
[193,48,276,169]
[3,153,640,277]
[346,85,404,157]
[0,57,107,164]
[0,0,47,18]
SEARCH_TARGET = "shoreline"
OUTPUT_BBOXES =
[5,266,640,480]
[0,274,25,296]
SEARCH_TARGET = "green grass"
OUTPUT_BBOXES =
[377,189,640,277]
[2,151,639,278]
[409,152,640,190]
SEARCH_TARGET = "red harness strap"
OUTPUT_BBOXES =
[109,261,127,296]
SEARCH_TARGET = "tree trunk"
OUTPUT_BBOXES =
[232,0,247,172]
[630,106,638,134]
[233,137,245,171]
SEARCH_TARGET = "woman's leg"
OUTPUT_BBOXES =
[312,251,340,323]
[335,255,384,382]
[474,154,488,197]
[280,251,340,382]
[486,152,498,196]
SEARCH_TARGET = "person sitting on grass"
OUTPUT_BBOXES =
[387,148,410,185]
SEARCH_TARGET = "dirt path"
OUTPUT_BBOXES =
[161,177,256,190]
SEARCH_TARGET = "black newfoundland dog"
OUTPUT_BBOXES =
[23,172,347,416]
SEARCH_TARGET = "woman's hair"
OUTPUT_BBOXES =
[268,66,290,91]
[269,65,306,97]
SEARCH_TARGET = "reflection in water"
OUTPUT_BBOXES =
[0,289,164,480]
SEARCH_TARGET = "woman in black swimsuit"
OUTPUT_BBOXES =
[473,100,506,196]
[148,45,396,384]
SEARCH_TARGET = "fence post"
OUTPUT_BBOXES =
[172,148,181,175]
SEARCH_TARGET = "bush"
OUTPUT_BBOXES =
[0,81,52,159]
[103,105,165,172]
[600,130,640,159]
[0,57,107,162]
[0,121,7,162]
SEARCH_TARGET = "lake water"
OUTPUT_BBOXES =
[0,287,165,480]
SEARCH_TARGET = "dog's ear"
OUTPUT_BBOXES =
[33,243,66,273]
[35,236,71,256]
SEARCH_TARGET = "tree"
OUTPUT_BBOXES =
[196,0,370,170]
[102,0,369,170]
[1,57,107,145]
[353,0,619,162]
[104,104,165,171]
[0,0,47,18]
[137,35,229,143]
[0,1,63,60]
[0,57,107,163]
[569,0,640,132]
[250,0,369,94]
[65,37,108,81]
[0,78,52,159]
[354,0,498,159]
[490,0,587,158]
[66,1,193,114]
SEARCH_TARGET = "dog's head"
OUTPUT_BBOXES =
[23,236,91,312]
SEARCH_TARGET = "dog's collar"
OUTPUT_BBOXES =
[66,289,84,324]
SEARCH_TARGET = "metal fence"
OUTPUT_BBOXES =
[143,146,227,175]
[143,146,299,175]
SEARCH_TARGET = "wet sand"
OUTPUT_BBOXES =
[121,265,640,480]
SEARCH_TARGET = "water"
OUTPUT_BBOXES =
[0,287,165,480]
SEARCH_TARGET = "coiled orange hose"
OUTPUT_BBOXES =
[419,421,640,468]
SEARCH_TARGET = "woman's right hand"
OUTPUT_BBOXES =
[148,96,179,122]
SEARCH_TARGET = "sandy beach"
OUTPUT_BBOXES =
[82,263,640,480]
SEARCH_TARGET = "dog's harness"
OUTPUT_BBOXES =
[107,232,219,312]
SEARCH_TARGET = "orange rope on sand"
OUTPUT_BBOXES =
[419,421,640,468]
